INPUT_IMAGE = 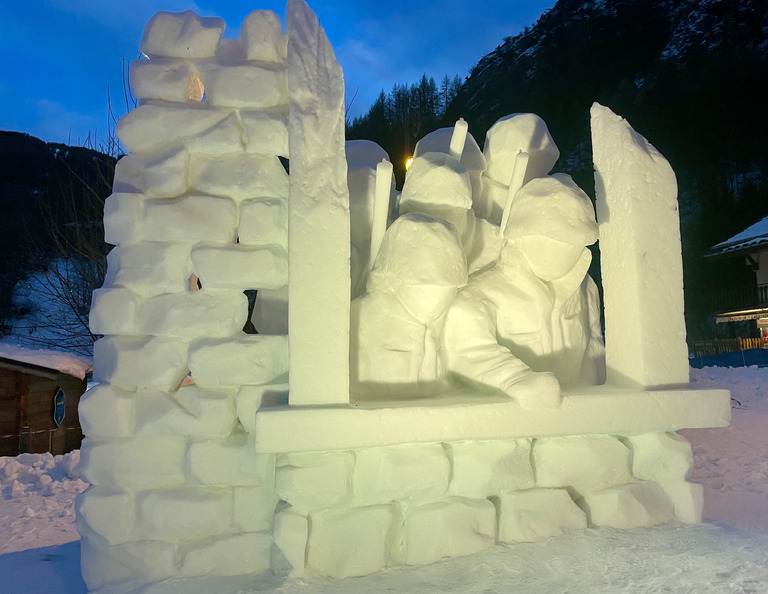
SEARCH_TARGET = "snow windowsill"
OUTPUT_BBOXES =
[253,384,731,453]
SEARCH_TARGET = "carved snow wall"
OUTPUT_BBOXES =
[79,7,293,589]
[78,1,730,590]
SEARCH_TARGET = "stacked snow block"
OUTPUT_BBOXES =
[271,432,701,579]
[78,10,289,590]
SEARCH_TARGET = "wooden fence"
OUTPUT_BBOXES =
[691,337,763,358]
[0,425,83,457]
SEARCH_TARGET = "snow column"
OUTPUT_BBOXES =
[286,0,351,405]
[78,11,289,589]
[591,103,689,388]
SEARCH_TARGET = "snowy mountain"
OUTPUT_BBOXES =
[447,0,768,334]
[451,0,768,157]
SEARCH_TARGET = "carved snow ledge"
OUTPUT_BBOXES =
[253,385,730,453]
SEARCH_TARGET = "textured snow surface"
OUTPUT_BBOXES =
[0,451,87,556]
[0,366,767,592]
[681,366,768,536]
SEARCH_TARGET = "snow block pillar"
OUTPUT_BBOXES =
[591,103,689,389]
[80,8,290,590]
[286,0,351,405]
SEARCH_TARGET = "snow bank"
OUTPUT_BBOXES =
[690,365,768,413]
[0,451,87,555]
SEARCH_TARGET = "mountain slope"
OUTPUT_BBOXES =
[0,131,114,329]
[447,0,768,333]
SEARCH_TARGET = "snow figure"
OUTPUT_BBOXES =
[346,140,393,298]
[350,212,467,398]
[443,173,605,409]
[479,113,560,225]
[399,152,500,275]
[413,121,488,219]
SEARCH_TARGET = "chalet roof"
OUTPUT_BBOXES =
[0,344,92,380]
[709,215,768,258]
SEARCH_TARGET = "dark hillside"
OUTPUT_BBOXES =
[445,0,768,335]
[0,131,114,328]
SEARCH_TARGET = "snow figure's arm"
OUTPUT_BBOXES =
[584,275,607,384]
[443,296,561,408]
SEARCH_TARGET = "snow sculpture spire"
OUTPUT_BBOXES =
[448,118,469,160]
[591,102,689,388]
[370,158,394,268]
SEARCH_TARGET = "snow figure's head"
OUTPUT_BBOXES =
[368,212,467,323]
[413,127,487,174]
[483,113,560,186]
[504,174,598,281]
[400,152,473,220]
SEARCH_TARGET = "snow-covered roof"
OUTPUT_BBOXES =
[0,343,93,380]
[710,215,768,256]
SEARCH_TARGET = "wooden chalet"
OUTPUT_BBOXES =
[707,215,768,345]
[0,347,91,457]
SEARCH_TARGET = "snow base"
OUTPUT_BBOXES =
[78,428,705,588]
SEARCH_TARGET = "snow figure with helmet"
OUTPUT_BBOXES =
[350,112,606,408]
[398,151,500,276]
[443,173,606,409]
[350,212,467,398]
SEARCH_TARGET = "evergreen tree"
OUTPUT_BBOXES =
[346,72,463,185]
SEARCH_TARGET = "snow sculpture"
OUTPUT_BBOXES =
[80,2,731,590]
[81,6,293,589]
[350,213,467,398]
[443,174,605,408]
[480,113,560,224]
[399,152,500,275]
[412,123,487,217]
[286,0,350,405]
[346,140,394,298]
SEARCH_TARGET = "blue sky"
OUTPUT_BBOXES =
[0,0,555,147]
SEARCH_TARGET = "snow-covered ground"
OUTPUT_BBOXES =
[1,366,767,593]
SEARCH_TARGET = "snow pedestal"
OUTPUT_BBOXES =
[81,2,731,591]
[262,426,724,579]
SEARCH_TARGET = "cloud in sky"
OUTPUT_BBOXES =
[27,99,104,147]
[311,0,555,119]
[0,0,555,145]
[46,0,209,32]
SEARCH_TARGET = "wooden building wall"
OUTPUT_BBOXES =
[0,368,20,456]
[0,366,86,457]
